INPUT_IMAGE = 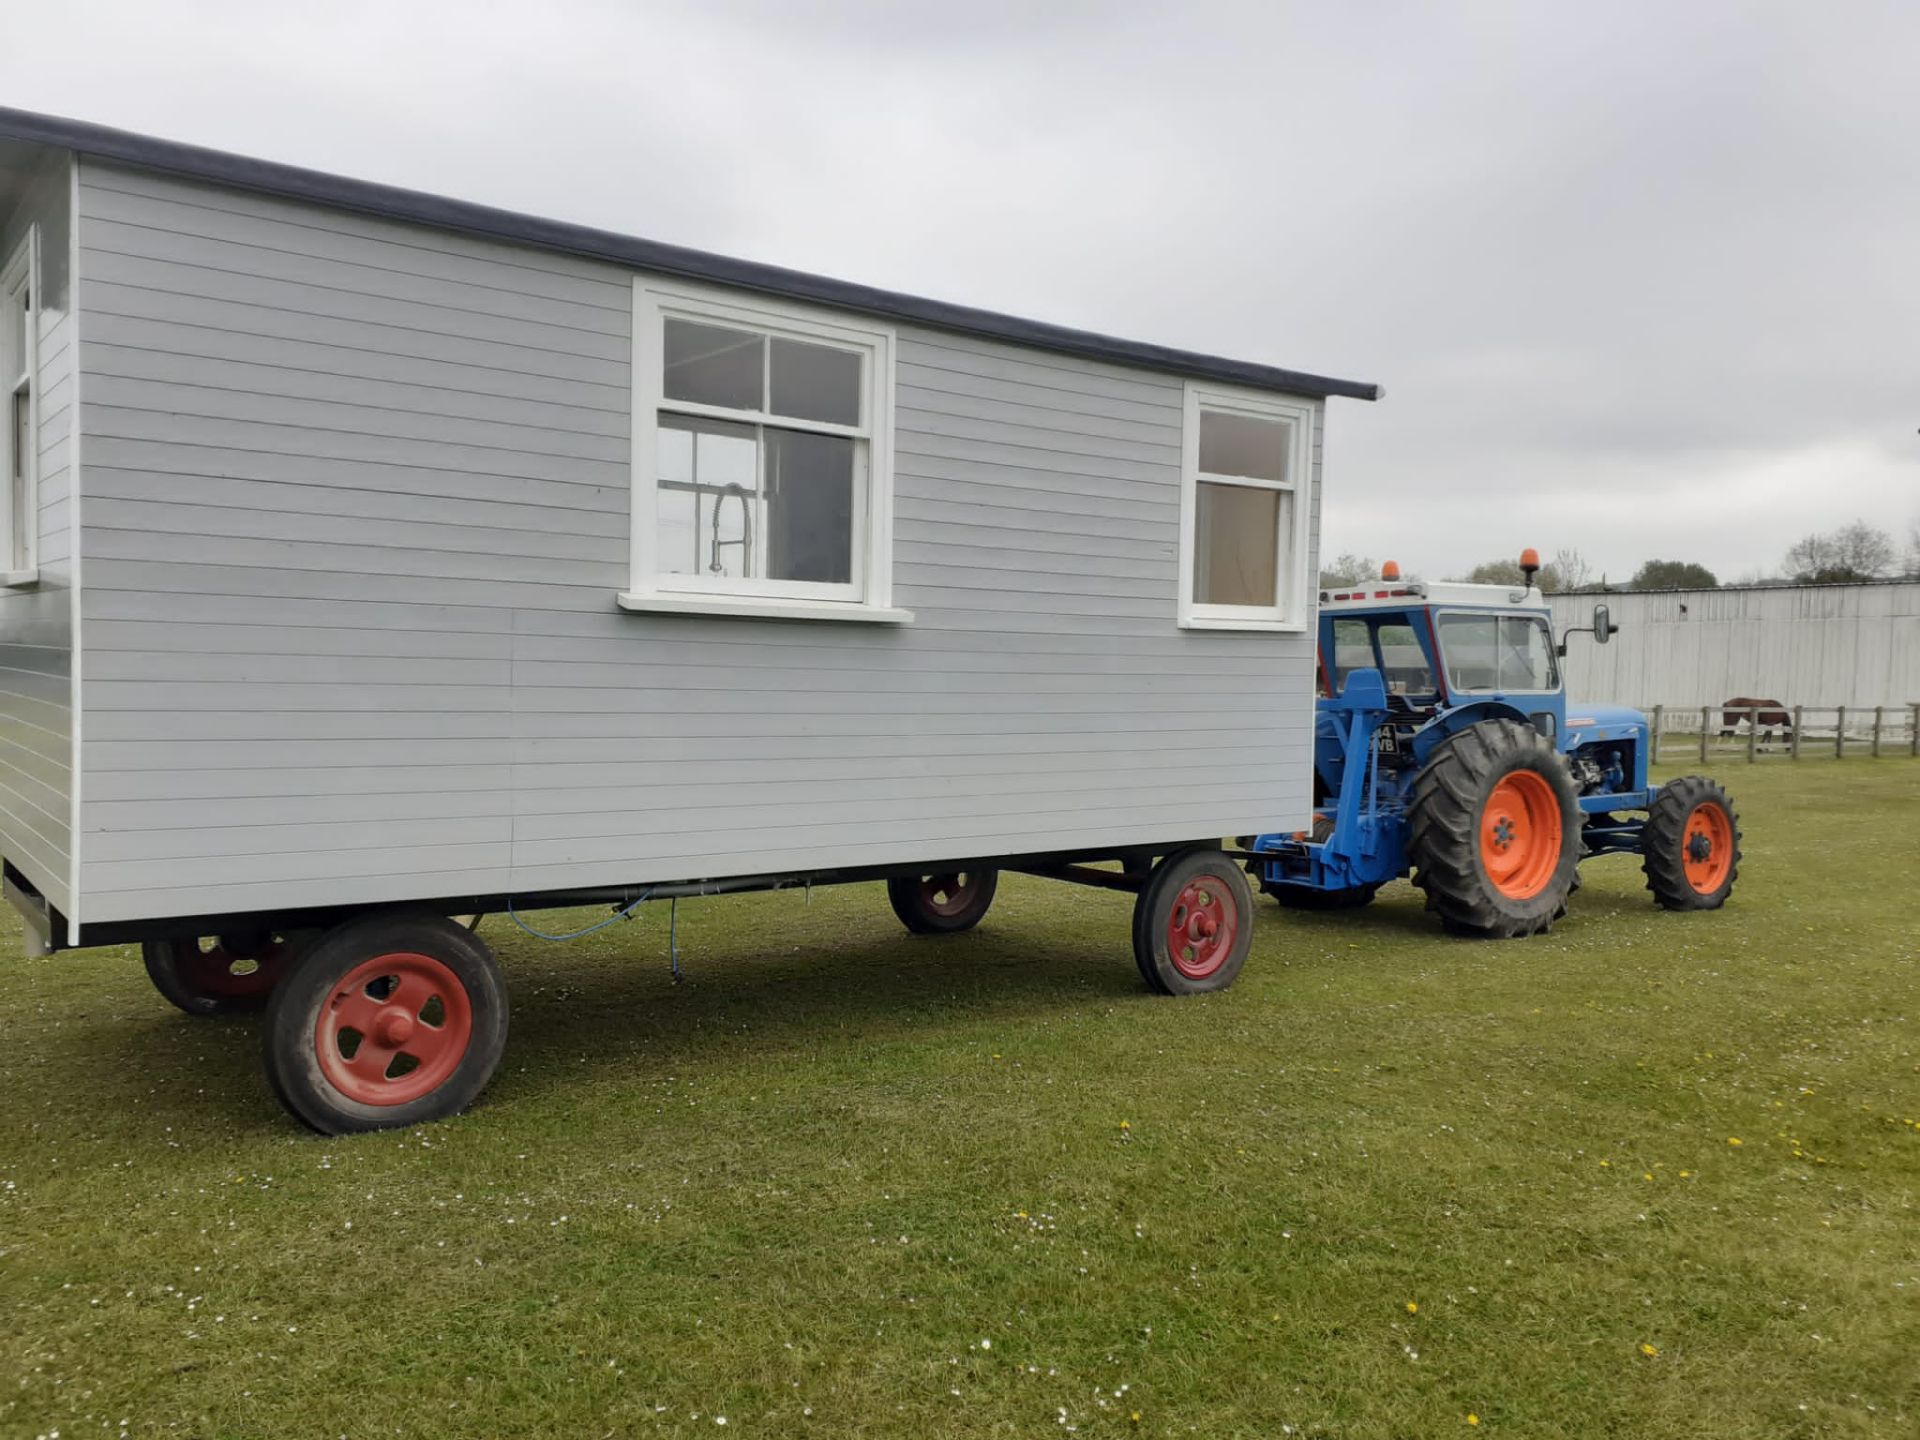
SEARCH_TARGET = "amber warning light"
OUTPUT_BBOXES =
[1380,560,1402,581]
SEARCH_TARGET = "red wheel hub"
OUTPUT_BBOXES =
[315,952,473,1107]
[1166,877,1239,979]
[919,873,981,917]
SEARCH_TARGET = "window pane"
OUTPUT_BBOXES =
[1499,616,1559,691]
[1438,614,1498,690]
[663,319,763,411]
[1198,410,1289,482]
[656,413,758,579]
[765,427,855,585]
[769,337,861,426]
[1330,618,1373,691]
[1374,622,1437,696]
[1192,480,1283,607]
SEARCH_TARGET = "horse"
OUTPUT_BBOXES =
[1721,696,1791,747]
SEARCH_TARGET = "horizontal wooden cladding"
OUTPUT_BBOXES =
[506,795,1301,874]
[82,213,629,337]
[86,279,625,388]
[84,840,510,895]
[85,760,1295,845]
[83,164,632,307]
[86,337,630,436]
[81,248,629,362]
[84,493,626,567]
[81,556,606,611]
[896,358,1180,428]
[82,529,625,591]
[83,374,626,465]
[899,331,1184,411]
[85,309,631,414]
[85,865,518,925]
[82,403,623,489]
[83,725,1299,780]
[85,814,510,864]
[81,437,625,518]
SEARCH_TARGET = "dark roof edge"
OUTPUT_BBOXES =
[0,106,1381,403]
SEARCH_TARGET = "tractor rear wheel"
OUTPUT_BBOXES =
[1641,777,1741,910]
[1407,718,1581,938]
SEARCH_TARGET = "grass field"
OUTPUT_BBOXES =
[2,760,1916,1439]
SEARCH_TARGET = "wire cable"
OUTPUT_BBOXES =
[505,889,654,942]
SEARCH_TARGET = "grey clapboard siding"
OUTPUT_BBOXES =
[73,159,1320,929]
[0,146,76,915]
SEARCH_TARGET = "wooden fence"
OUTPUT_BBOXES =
[1647,703,1920,763]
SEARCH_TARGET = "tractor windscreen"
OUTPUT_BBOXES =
[1328,617,1439,702]
[1437,614,1560,693]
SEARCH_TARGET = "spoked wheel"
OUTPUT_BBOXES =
[143,931,303,1017]
[1406,718,1581,938]
[263,912,509,1134]
[1642,776,1742,910]
[1132,849,1254,995]
[886,869,999,934]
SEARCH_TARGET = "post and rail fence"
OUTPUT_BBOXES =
[1646,702,1920,764]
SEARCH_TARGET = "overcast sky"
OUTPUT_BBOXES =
[5,0,1916,582]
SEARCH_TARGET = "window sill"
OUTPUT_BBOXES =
[0,568,39,589]
[1178,614,1307,633]
[617,591,913,624]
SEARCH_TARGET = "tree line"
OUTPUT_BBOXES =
[1321,519,1920,592]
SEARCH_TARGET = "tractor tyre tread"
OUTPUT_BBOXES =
[1406,717,1581,939]
[1641,776,1742,910]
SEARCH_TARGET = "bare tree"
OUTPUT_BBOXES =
[1907,518,1920,578]
[1318,552,1377,587]
[1550,547,1593,591]
[1785,520,1897,583]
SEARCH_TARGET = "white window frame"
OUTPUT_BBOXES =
[619,280,909,623]
[1176,382,1315,631]
[1,227,39,588]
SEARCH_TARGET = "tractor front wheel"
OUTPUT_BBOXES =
[262,911,509,1134]
[1132,849,1254,995]
[1641,777,1741,910]
[1407,718,1581,938]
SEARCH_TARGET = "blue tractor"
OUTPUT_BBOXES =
[1248,551,1741,936]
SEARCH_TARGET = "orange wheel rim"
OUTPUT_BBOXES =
[1681,801,1733,893]
[1479,771,1562,900]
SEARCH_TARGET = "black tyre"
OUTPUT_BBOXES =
[1407,718,1580,938]
[1641,776,1741,910]
[886,870,998,934]
[1266,881,1380,910]
[262,911,509,1135]
[1131,848,1254,995]
[143,932,302,1017]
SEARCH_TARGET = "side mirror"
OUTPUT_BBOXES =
[1594,603,1615,643]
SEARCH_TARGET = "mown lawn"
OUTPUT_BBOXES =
[2,759,1916,1439]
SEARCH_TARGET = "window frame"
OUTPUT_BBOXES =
[1176,382,1315,631]
[621,280,907,623]
[1434,611,1563,695]
[1,226,39,587]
